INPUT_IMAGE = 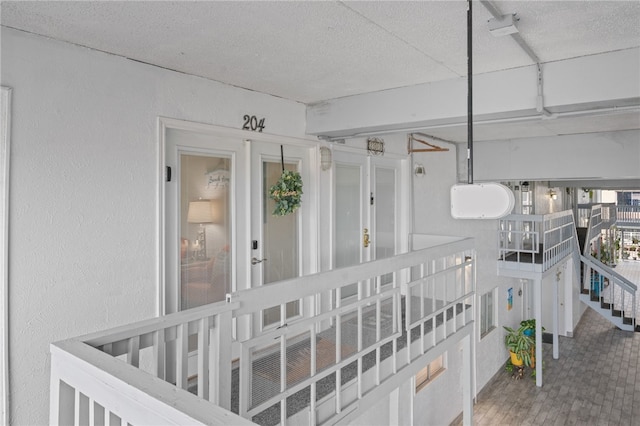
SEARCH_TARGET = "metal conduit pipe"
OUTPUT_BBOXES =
[322,104,640,140]
[479,0,553,116]
[467,0,474,184]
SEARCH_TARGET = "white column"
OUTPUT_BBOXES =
[463,335,473,426]
[535,278,543,387]
[552,273,559,359]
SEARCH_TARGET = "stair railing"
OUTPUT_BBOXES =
[580,254,637,329]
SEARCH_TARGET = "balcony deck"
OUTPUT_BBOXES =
[497,210,577,277]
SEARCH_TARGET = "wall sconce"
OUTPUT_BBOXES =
[320,146,332,171]
[548,189,557,200]
[414,163,425,177]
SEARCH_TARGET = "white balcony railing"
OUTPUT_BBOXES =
[498,210,576,275]
[51,237,475,426]
[617,205,640,228]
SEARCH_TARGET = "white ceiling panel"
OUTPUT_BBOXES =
[1,0,639,140]
[3,0,639,103]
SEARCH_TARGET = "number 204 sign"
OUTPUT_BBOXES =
[242,115,266,132]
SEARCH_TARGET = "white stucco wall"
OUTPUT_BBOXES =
[1,28,307,425]
[410,145,523,398]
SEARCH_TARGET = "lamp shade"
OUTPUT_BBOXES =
[187,200,214,224]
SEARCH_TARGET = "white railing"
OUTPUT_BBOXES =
[498,210,576,273]
[51,238,476,426]
[617,205,640,228]
[50,300,251,425]
[580,254,637,329]
[577,203,603,231]
[600,203,617,226]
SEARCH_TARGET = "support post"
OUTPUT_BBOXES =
[552,274,559,359]
[463,335,473,426]
[534,278,543,387]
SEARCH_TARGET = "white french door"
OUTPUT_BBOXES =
[249,141,313,329]
[162,119,317,322]
[164,125,247,314]
[332,150,403,300]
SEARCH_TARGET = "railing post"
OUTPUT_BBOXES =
[462,334,473,426]
[49,347,77,426]
[214,310,233,410]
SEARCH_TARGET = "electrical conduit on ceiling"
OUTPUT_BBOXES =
[479,0,552,117]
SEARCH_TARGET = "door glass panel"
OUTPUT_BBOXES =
[375,167,395,285]
[335,163,362,299]
[262,161,300,327]
[180,154,231,310]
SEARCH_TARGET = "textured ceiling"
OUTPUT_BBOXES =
[2,1,639,104]
[1,0,639,153]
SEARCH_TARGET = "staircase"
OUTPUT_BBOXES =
[578,255,638,332]
[574,204,638,332]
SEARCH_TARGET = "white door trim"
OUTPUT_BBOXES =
[1,86,12,426]
[158,117,319,316]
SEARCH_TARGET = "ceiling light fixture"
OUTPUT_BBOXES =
[488,14,519,37]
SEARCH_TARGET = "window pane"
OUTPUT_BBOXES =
[180,154,231,310]
[262,161,300,327]
[335,164,361,300]
[375,168,395,285]
[480,289,495,338]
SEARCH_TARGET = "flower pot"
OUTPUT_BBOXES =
[509,351,524,367]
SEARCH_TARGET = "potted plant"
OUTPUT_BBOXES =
[504,325,535,369]
[520,319,545,337]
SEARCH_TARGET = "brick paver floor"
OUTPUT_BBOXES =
[455,260,640,426]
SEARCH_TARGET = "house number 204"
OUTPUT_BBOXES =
[242,115,266,132]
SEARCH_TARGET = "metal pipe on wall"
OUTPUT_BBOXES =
[467,0,474,184]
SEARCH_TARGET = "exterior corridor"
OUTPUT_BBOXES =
[460,261,640,426]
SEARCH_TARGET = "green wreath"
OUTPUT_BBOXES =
[269,170,303,216]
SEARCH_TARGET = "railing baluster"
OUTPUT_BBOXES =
[153,329,165,380]
[176,323,188,390]
[197,317,209,400]
[126,336,139,368]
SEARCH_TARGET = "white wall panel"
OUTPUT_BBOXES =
[1,27,306,426]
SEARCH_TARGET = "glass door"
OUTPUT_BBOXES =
[334,153,369,300]
[250,142,310,329]
[332,151,401,300]
[178,153,231,310]
[371,159,399,286]
[164,127,246,314]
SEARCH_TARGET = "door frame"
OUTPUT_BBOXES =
[329,144,409,271]
[158,117,319,315]
[1,86,12,426]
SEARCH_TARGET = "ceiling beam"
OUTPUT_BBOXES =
[306,48,640,139]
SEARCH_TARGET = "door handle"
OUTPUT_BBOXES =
[363,228,370,248]
[252,257,267,265]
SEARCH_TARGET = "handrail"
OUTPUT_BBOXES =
[229,237,473,315]
[50,340,253,426]
[83,299,238,351]
[50,237,476,426]
[580,254,637,329]
[581,255,637,293]
[498,210,575,273]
